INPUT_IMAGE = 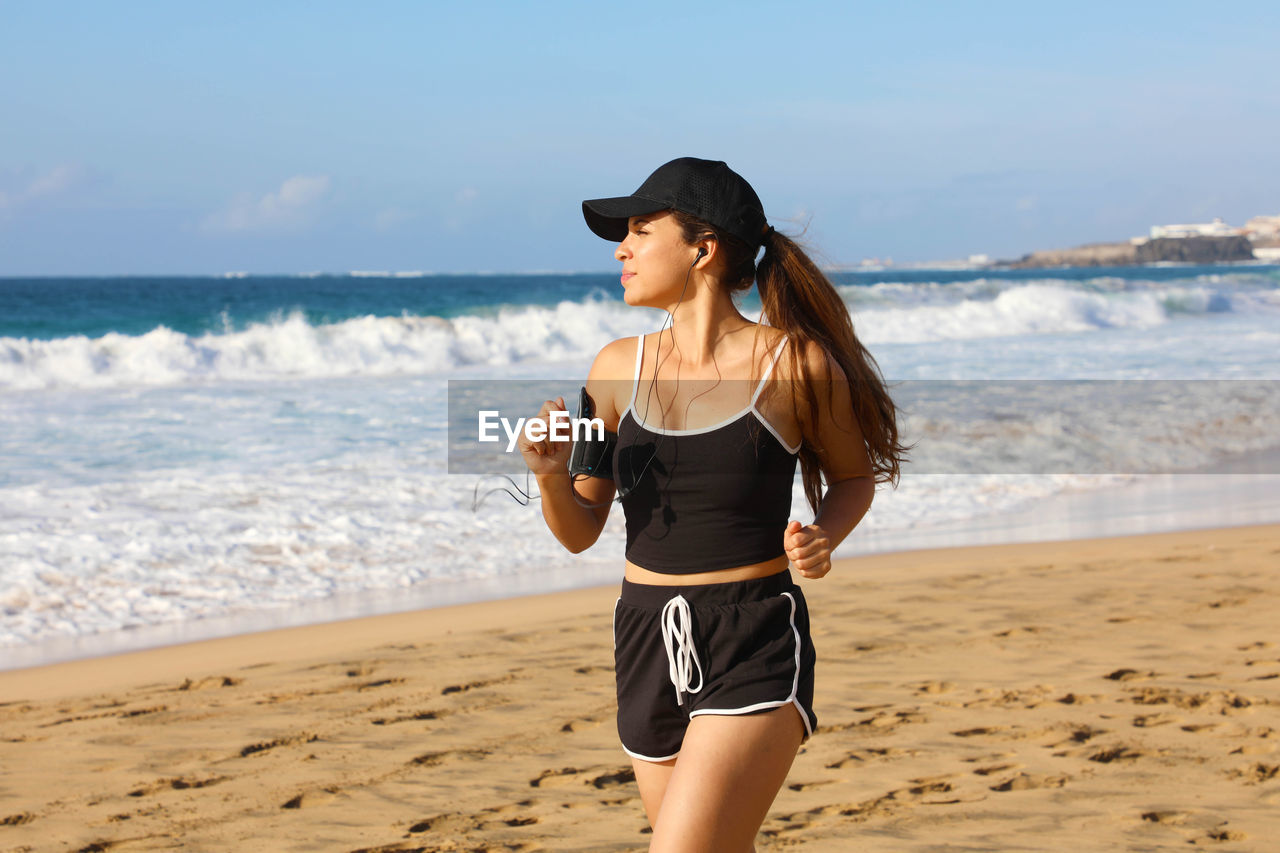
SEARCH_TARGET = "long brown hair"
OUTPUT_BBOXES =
[672,210,906,512]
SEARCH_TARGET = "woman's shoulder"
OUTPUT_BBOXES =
[770,333,843,383]
[586,336,641,426]
[753,324,788,351]
[593,333,640,363]
[590,335,641,378]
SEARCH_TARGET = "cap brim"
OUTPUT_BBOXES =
[581,195,668,242]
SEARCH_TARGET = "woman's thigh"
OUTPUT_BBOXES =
[631,754,677,829]
[648,705,805,853]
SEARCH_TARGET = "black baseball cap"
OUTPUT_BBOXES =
[582,157,768,247]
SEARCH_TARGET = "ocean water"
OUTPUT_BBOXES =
[3,264,1279,667]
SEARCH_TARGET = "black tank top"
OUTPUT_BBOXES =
[613,334,800,574]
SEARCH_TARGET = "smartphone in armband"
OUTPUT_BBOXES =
[567,386,616,479]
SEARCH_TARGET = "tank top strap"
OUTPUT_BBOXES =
[627,334,645,413]
[749,336,788,407]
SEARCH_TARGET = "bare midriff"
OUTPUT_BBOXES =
[623,554,790,586]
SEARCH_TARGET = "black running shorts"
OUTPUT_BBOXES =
[612,570,817,762]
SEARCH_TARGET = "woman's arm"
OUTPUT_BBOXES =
[533,464,614,553]
[784,344,875,579]
[517,339,629,553]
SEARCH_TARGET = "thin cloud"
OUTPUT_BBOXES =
[203,174,332,233]
[0,164,88,213]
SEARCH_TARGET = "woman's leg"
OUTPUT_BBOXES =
[630,755,677,828]
[647,704,804,853]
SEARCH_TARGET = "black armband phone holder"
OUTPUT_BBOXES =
[568,386,616,479]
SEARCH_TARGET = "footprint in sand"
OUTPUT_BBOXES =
[989,772,1069,792]
[905,775,959,796]
[1044,726,1109,753]
[281,787,340,809]
[1143,809,1251,843]
[237,731,319,758]
[993,626,1049,638]
[573,664,614,675]
[951,725,1010,738]
[1181,722,1223,733]
[440,673,521,695]
[371,707,452,725]
[478,800,541,828]
[971,763,1022,776]
[128,775,227,797]
[913,680,955,694]
[38,704,169,728]
[817,707,918,733]
[1105,668,1156,681]
[1227,762,1279,784]
[1202,827,1248,841]
[964,686,1055,710]
[175,675,242,690]
[529,765,634,789]
[1087,744,1150,763]
[560,715,605,733]
[854,709,927,730]
[825,746,917,769]
[407,811,485,835]
[1128,686,1208,708]
[408,747,489,768]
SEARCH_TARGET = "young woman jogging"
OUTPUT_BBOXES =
[519,157,904,851]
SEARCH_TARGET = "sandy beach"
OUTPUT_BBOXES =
[2,523,1278,851]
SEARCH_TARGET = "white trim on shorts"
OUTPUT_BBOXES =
[686,591,815,739]
[622,744,681,763]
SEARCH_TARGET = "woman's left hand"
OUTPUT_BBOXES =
[784,520,832,579]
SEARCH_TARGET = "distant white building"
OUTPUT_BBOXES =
[1244,215,1280,238]
[1150,218,1241,239]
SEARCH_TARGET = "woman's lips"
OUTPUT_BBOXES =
[620,272,635,285]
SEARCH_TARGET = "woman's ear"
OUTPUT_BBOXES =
[693,237,717,267]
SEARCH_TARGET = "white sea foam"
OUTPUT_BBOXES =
[0,301,655,391]
[3,277,1276,392]
[846,280,1278,344]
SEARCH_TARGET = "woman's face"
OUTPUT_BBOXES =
[614,210,702,309]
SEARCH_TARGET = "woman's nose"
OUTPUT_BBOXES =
[614,238,631,262]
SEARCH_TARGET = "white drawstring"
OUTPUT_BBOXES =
[660,595,704,705]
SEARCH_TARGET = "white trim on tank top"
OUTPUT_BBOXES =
[623,334,801,455]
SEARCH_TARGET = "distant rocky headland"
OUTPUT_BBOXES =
[1002,235,1257,269]
[851,216,1280,271]
[995,214,1280,269]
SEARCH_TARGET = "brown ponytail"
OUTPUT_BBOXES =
[757,227,905,511]
[673,210,906,513]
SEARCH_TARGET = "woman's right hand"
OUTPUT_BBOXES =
[517,396,574,477]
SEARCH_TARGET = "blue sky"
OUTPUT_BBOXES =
[1,1,1277,275]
